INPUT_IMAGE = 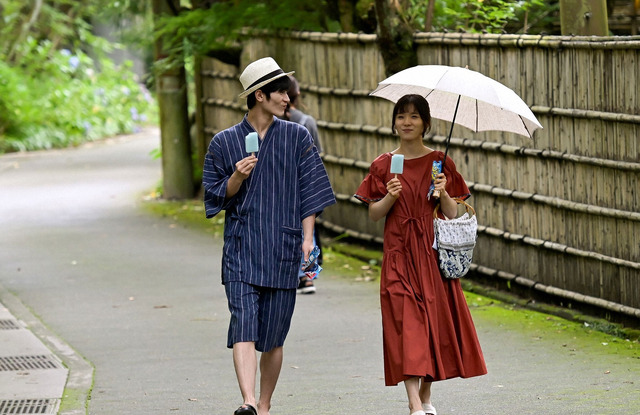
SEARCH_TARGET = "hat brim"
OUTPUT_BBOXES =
[238,71,295,98]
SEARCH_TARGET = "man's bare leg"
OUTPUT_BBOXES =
[233,342,258,409]
[256,346,283,415]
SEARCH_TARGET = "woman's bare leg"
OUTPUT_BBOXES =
[404,377,423,414]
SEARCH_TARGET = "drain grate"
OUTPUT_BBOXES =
[0,355,63,371]
[0,399,58,414]
[0,320,20,330]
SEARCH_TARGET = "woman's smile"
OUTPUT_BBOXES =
[395,110,424,140]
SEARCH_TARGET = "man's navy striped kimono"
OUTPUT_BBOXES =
[203,116,336,290]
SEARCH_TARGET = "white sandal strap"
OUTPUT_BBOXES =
[422,403,437,415]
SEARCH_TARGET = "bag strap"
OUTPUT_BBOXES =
[433,198,476,219]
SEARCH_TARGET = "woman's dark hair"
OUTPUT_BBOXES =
[247,76,292,109]
[391,94,432,136]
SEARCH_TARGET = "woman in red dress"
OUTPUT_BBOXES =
[354,94,486,415]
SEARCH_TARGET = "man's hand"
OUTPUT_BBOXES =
[301,238,314,263]
[226,155,258,198]
[234,155,258,180]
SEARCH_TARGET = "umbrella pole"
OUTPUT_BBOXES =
[432,95,461,200]
[443,95,461,162]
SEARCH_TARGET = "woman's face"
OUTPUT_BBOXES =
[394,105,425,141]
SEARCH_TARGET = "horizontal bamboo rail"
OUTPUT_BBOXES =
[414,32,640,49]
[322,155,640,221]
[316,216,640,319]
[329,189,640,270]
[201,97,639,221]
[531,106,640,125]
[242,28,378,43]
[318,120,640,172]
[200,72,640,126]
[201,96,640,172]
[465,182,640,222]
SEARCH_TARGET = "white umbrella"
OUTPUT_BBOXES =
[370,64,542,142]
[370,64,543,198]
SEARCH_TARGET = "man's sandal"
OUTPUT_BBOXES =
[234,404,257,415]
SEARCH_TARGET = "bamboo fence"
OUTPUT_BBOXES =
[197,31,640,322]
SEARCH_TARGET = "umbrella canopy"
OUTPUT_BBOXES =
[370,65,542,138]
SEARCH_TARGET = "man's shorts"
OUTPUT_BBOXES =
[225,281,297,352]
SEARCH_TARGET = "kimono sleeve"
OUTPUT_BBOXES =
[354,159,387,205]
[202,135,238,218]
[298,138,336,220]
[442,154,470,201]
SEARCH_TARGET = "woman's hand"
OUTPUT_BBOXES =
[387,177,402,199]
[368,177,402,222]
[434,172,448,197]
[434,172,458,218]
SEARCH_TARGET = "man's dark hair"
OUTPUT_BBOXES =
[391,94,432,136]
[287,76,300,106]
[247,76,292,109]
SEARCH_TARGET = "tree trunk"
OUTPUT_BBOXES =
[425,0,435,32]
[193,55,207,184]
[338,0,355,32]
[7,0,43,62]
[559,0,609,35]
[374,0,416,76]
[152,0,194,199]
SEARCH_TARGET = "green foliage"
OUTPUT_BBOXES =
[153,0,557,72]
[0,0,157,154]
[400,0,552,34]
[154,0,331,70]
[0,43,155,153]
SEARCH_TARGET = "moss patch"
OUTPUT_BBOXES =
[465,292,640,359]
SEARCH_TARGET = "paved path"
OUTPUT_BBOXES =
[0,129,638,415]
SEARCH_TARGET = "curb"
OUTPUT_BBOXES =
[0,283,93,414]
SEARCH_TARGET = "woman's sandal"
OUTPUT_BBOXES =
[234,404,257,415]
[422,403,437,415]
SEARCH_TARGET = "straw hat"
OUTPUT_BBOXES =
[238,57,294,99]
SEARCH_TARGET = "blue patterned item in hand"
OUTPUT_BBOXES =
[301,246,322,280]
[428,160,442,200]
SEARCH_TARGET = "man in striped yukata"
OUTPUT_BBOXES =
[202,57,336,415]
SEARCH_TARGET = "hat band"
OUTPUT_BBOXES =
[246,69,285,90]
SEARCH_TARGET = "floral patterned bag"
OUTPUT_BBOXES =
[432,199,477,279]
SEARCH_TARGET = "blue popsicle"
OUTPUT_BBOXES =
[390,154,404,175]
[245,132,259,154]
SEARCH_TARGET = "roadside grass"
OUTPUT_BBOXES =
[140,196,640,355]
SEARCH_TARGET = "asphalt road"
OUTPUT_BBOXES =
[0,128,638,415]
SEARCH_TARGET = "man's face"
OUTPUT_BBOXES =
[261,89,290,117]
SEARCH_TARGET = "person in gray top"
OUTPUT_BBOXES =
[285,75,325,294]
[286,75,322,153]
